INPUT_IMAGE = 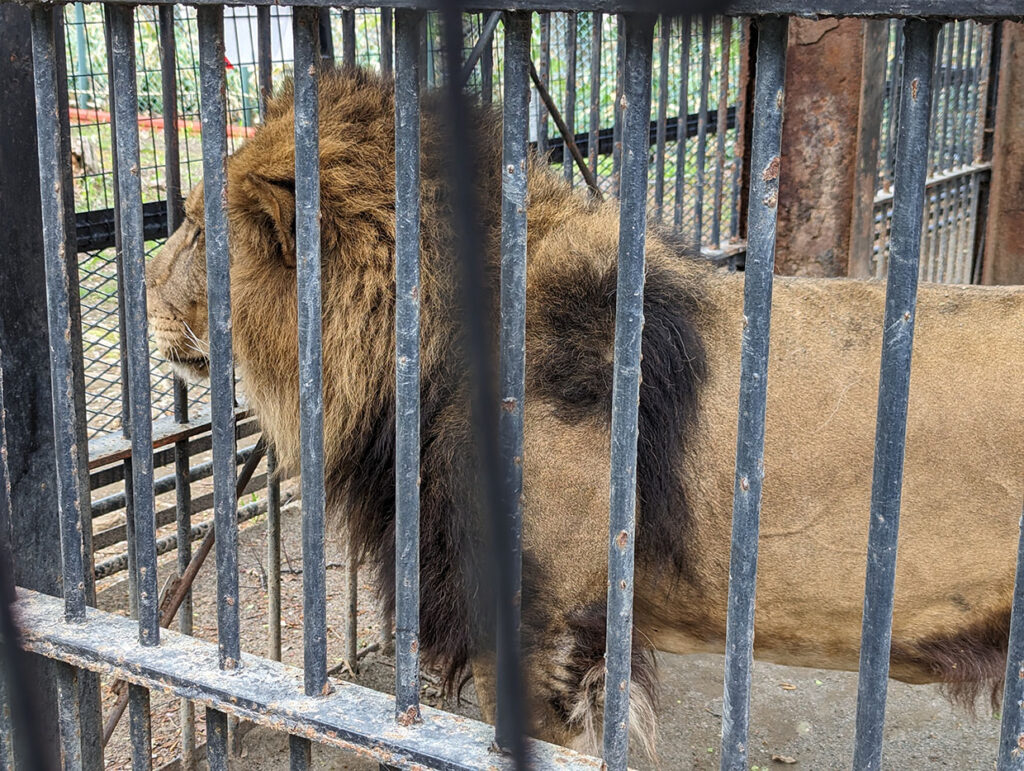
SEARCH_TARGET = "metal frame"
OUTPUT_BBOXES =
[3,4,1023,771]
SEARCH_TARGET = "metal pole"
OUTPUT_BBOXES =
[852,19,939,771]
[602,13,654,771]
[394,6,423,725]
[719,15,788,771]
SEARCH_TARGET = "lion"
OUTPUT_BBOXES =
[147,68,1024,758]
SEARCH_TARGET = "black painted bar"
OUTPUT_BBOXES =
[206,706,228,771]
[998,501,1024,770]
[28,4,87,625]
[381,8,394,76]
[538,12,551,155]
[54,662,82,771]
[257,6,272,114]
[713,16,732,247]
[342,8,356,66]
[589,11,602,176]
[197,4,242,671]
[852,19,938,771]
[496,8,531,755]
[654,16,669,219]
[394,6,423,724]
[675,16,691,229]
[695,14,711,245]
[109,4,160,646]
[719,15,788,771]
[602,13,653,771]
[128,684,152,771]
[293,6,329,700]
[564,12,577,185]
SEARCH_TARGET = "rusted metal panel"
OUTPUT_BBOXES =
[776,17,865,276]
[14,588,604,770]
[982,21,1024,285]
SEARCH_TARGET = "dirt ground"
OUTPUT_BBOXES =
[95,500,1002,770]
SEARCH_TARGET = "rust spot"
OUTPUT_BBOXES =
[506,164,515,175]
[740,477,750,491]
[615,530,628,549]
[397,704,421,726]
[225,595,235,606]
[321,680,333,696]
[762,191,778,208]
[1018,733,1024,750]
[911,78,920,101]
[410,639,419,653]
[411,284,418,300]
[619,580,626,590]
[501,397,516,412]
[762,156,781,182]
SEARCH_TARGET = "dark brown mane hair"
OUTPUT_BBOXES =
[223,67,709,690]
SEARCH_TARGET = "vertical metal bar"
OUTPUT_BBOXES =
[158,10,196,766]
[267,446,282,661]
[564,12,577,186]
[654,17,669,221]
[612,15,624,195]
[293,6,328,700]
[602,14,654,771]
[852,20,939,771]
[675,17,692,230]
[998,502,1024,770]
[289,734,310,770]
[394,7,422,725]
[695,15,711,246]
[381,8,393,77]
[55,663,82,771]
[345,544,358,670]
[109,3,159,646]
[496,8,530,754]
[480,13,493,106]
[719,17,787,771]
[589,12,602,179]
[29,3,86,624]
[127,685,151,771]
[319,9,335,64]
[713,16,732,248]
[205,708,228,771]
[952,22,968,169]
[342,8,356,68]
[257,7,272,115]
[197,3,241,672]
[538,13,550,155]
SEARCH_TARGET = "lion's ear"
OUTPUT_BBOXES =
[245,172,297,268]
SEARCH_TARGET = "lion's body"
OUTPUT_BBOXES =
[147,68,1024,756]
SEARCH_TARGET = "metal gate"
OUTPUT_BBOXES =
[2,2,1023,770]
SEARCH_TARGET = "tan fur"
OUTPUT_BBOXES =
[148,69,1024,757]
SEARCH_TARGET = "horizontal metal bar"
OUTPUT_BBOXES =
[12,0,1020,20]
[873,161,992,205]
[91,444,257,519]
[14,588,603,769]
[87,408,253,471]
[75,200,171,252]
[93,494,278,580]
[91,470,268,552]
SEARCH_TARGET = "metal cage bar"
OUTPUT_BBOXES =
[496,7,531,755]
[196,3,242,672]
[29,3,88,626]
[674,16,691,229]
[128,684,152,770]
[588,11,602,176]
[998,501,1024,769]
[293,4,328,702]
[602,12,653,771]
[719,16,787,771]
[394,6,423,724]
[564,12,577,186]
[109,5,160,645]
[695,14,712,245]
[713,16,732,247]
[852,18,939,771]
[654,16,669,220]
